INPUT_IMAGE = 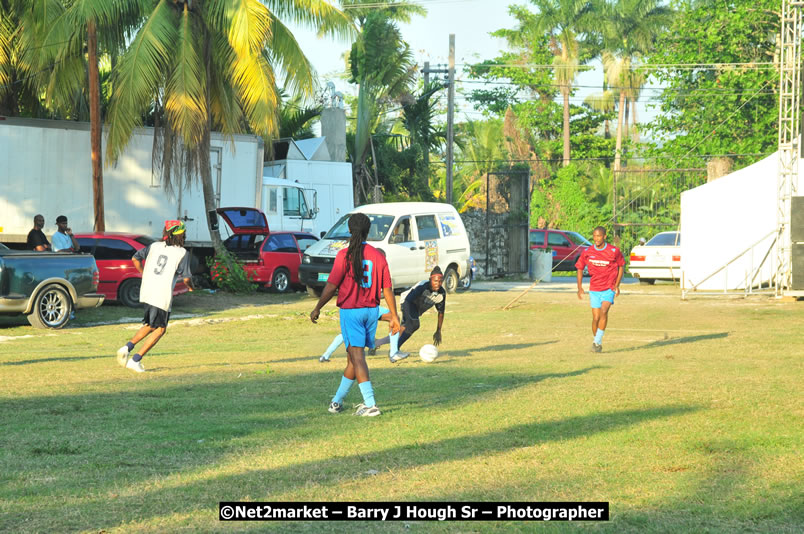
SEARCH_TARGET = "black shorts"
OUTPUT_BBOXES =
[401,301,421,333]
[142,304,170,328]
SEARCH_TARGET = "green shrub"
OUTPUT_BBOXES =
[205,251,256,293]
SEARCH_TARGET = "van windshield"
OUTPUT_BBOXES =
[325,214,395,242]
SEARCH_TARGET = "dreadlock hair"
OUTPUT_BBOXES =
[346,213,371,283]
[163,229,186,248]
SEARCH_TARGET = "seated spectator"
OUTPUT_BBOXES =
[52,215,80,252]
[27,214,51,251]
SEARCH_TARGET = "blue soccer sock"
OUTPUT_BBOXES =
[322,334,343,360]
[332,376,355,404]
[125,341,135,352]
[594,329,605,345]
[389,332,400,355]
[132,353,142,362]
[358,381,376,408]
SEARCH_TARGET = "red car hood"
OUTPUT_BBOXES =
[216,207,269,236]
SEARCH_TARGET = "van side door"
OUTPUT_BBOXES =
[386,216,417,285]
[413,214,441,278]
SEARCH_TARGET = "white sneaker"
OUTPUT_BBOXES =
[126,358,145,373]
[354,403,381,417]
[116,346,130,367]
[319,355,331,362]
[389,351,409,363]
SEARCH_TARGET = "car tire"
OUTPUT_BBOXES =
[271,268,291,293]
[443,267,459,294]
[306,285,323,298]
[27,284,72,329]
[118,279,142,307]
[639,278,656,285]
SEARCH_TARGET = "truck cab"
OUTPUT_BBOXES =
[260,177,317,234]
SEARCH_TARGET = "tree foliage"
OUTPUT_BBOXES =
[645,0,779,169]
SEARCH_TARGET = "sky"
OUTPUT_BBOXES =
[286,0,659,124]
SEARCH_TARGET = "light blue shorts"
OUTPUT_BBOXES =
[378,306,390,318]
[339,307,380,349]
[589,289,615,309]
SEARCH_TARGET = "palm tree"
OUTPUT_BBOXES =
[503,0,594,167]
[15,0,139,231]
[105,0,353,254]
[348,11,416,203]
[455,118,506,213]
[601,0,673,174]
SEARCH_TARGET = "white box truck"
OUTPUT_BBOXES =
[0,118,320,247]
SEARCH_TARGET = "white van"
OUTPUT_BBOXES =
[299,202,472,295]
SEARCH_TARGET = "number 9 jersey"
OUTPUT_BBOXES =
[327,244,392,309]
[133,241,191,312]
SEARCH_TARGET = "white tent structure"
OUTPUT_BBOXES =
[680,151,801,292]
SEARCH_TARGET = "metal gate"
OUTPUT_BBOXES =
[483,169,531,276]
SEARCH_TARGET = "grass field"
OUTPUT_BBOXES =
[1,283,802,533]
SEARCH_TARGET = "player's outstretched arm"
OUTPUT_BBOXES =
[132,257,143,274]
[381,287,401,334]
[433,312,444,346]
[310,282,337,323]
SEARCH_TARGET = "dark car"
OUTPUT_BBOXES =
[0,244,104,328]
[529,229,591,271]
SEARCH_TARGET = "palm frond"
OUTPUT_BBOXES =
[265,13,315,98]
[228,45,279,138]
[106,0,178,163]
[165,4,206,147]
[225,0,273,59]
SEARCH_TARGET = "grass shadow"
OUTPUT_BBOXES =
[441,341,559,358]
[610,332,729,354]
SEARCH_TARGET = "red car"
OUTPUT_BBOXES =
[75,233,190,307]
[529,228,591,271]
[218,207,318,293]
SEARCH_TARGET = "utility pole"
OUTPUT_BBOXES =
[423,61,430,174]
[446,34,455,206]
[422,60,449,201]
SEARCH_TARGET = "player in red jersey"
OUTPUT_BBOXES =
[310,213,401,416]
[575,226,625,353]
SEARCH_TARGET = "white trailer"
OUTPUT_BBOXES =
[0,117,315,246]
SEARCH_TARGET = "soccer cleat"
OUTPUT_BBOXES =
[367,347,377,356]
[126,358,146,373]
[591,343,602,353]
[354,403,381,417]
[319,355,331,362]
[328,401,343,413]
[116,346,130,367]
[389,351,409,363]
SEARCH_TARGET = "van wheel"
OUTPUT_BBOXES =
[118,279,142,307]
[306,286,322,298]
[27,284,72,329]
[443,267,459,294]
[272,268,291,293]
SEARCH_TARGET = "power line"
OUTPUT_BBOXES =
[459,62,777,71]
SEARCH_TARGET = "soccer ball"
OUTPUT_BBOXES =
[419,344,439,363]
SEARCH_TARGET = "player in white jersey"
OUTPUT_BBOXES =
[116,220,194,372]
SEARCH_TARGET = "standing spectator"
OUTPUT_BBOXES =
[26,214,51,251]
[576,226,625,353]
[51,215,80,252]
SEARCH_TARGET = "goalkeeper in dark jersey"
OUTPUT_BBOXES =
[375,266,446,362]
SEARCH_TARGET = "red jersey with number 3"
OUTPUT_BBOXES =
[575,243,625,292]
[328,244,391,309]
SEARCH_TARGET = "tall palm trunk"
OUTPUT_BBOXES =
[200,35,224,255]
[87,20,104,231]
[562,84,570,166]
